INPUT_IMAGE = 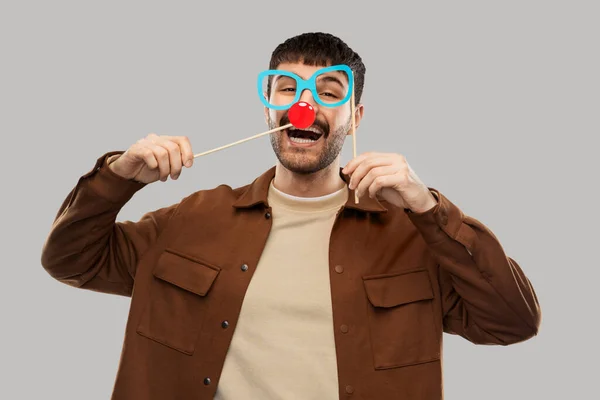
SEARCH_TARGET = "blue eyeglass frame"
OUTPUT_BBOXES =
[257,64,354,110]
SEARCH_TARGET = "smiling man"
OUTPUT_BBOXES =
[41,32,541,399]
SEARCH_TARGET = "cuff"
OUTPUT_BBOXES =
[82,151,147,204]
[405,188,475,250]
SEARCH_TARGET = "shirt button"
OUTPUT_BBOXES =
[204,377,211,385]
[241,264,248,272]
[340,324,349,333]
[221,320,229,329]
[345,385,354,394]
[265,211,271,219]
[334,265,344,274]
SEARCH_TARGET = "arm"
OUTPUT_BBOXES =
[40,151,180,297]
[407,188,541,345]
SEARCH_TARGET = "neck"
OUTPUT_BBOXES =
[272,160,346,197]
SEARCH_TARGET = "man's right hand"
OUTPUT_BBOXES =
[108,133,194,184]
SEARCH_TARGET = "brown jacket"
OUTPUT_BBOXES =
[41,151,541,399]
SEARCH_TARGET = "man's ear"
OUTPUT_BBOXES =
[263,92,270,125]
[263,106,270,126]
[347,103,364,135]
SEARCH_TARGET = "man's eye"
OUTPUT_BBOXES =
[280,87,296,92]
[320,92,337,98]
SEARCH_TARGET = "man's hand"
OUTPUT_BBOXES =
[342,152,437,213]
[109,133,194,184]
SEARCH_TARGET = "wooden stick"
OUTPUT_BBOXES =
[193,123,293,158]
[350,78,358,204]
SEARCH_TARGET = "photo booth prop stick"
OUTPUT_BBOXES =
[349,78,358,204]
[193,64,359,203]
[192,102,315,158]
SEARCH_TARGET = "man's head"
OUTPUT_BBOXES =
[263,32,365,175]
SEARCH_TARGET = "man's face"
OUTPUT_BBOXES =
[264,62,362,175]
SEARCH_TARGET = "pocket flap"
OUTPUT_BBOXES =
[153,249,220,296]
[363,269,433,308]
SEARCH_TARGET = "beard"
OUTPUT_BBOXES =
[268,112,351,175]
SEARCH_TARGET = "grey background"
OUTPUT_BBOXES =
[1,1,597,399]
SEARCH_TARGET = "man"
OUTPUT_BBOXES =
[41,32,541,399]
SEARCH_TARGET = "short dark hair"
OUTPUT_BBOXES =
[268,32,366,104]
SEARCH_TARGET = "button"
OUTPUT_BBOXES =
[204,377,211,385]
[241,264,248,272]
[345,385,354,394]
[221,320,229,329]
[340,324,349,333]
[265,211,271,219]
[334,265,344,274]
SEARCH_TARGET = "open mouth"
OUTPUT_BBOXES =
[286,126,324,145]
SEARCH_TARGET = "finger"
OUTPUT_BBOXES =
[171,136,193,168]
[343,151,390,175]
[348,155,395,190]
[134,145,159,170]
[342,151,375,174]
[149,143,171,181]
[157,138,183,179]
[355,165,399,198]
[366,171,398,199]
[146,132,160,143]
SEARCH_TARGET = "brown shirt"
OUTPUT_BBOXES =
[41,151,541,399]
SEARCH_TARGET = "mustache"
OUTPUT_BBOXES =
[279,112,329,136]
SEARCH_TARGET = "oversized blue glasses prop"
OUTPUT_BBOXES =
[257,64,354,110]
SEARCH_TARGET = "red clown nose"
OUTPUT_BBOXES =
[288,101,315,129]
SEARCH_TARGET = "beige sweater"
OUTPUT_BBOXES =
[214,178,348,400]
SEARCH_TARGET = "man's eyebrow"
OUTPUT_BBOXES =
[273,74,296,82]
[317,74,347,88]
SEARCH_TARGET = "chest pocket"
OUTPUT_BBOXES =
[363,268,441,369]
[136,248,220,355]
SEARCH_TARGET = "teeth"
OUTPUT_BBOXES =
[289,126,322,135]
[289,136,317,144]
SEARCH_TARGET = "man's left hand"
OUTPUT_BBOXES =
[342,152,438,213]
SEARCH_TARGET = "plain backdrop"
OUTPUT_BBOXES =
[1,1,598,399]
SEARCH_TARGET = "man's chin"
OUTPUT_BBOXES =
[279,160,321,175]
[273,151,323,174]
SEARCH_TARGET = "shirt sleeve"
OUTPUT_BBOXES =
[40,151,180,297]
[406,187,542,345]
